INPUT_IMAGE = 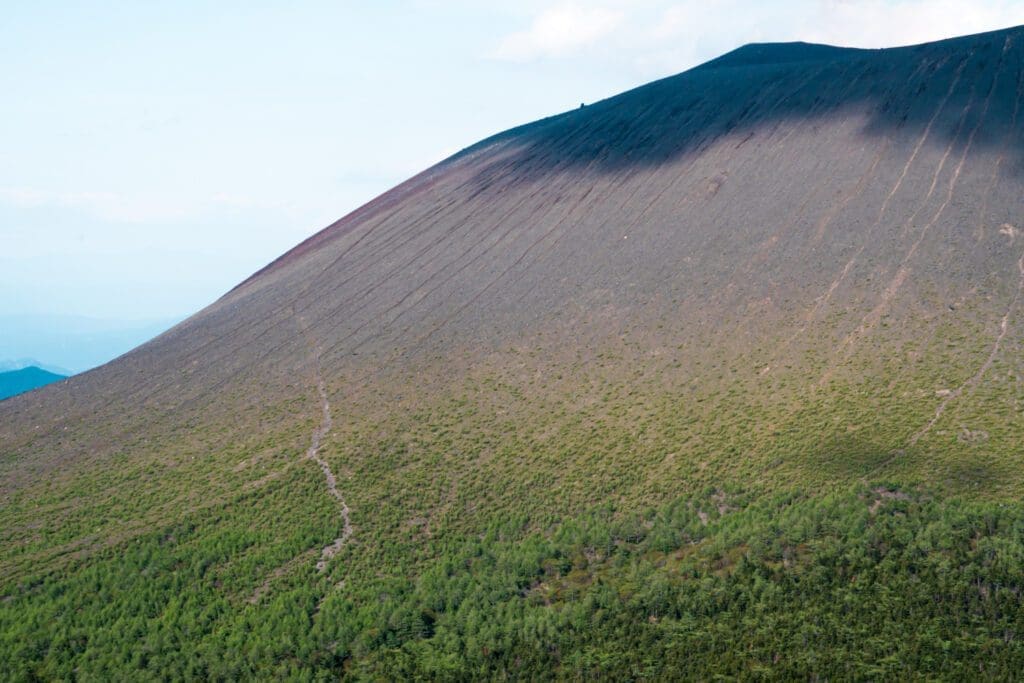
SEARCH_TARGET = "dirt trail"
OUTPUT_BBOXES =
[905,53,1022,448]
[855,49,1023,484]
[307,363,352,572]
[247,340,351,602]
[909,249,1024,446]
[296,313,353,572]
[862,249,1024,483]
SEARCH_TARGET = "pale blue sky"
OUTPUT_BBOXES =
[4,1,1024,322]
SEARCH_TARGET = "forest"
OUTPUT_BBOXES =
[3,481,1023,680]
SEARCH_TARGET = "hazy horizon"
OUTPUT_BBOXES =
[0,313,182,374]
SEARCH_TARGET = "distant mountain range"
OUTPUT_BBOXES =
[0,314,181,373]
[0,366,66,401]
[0,358,72,375]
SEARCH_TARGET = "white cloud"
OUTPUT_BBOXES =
[492,3,625,61]
[800,0,1024,49]
[643,0,1024,56]
[488,0,1024,77]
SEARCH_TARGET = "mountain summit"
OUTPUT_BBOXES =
[3,26,1024,679]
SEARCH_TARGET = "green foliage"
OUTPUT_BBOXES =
[3,485,1024,680]
[3,310,1023,680]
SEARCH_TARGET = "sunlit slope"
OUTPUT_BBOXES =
[2,26,1024,676]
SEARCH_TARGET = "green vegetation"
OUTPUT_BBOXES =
[3,481,1024,680]
[3,322,1023,680]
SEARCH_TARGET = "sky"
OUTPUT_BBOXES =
[3,0,1024,325]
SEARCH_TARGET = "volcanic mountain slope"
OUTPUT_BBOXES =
[3,26,1024,679]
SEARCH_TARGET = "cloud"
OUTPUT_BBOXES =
[492,3,625,61]
[644,0,1024,54]
[488,0,1024,77]
[800,0,1024,49]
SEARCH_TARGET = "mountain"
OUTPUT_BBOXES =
[0,358,72,376]
[3,26,1024,679]
[0,366,66,401]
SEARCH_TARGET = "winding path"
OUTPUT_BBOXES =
[247,348,350,603]
[909,248,1024,446]
[306,363,352,572]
